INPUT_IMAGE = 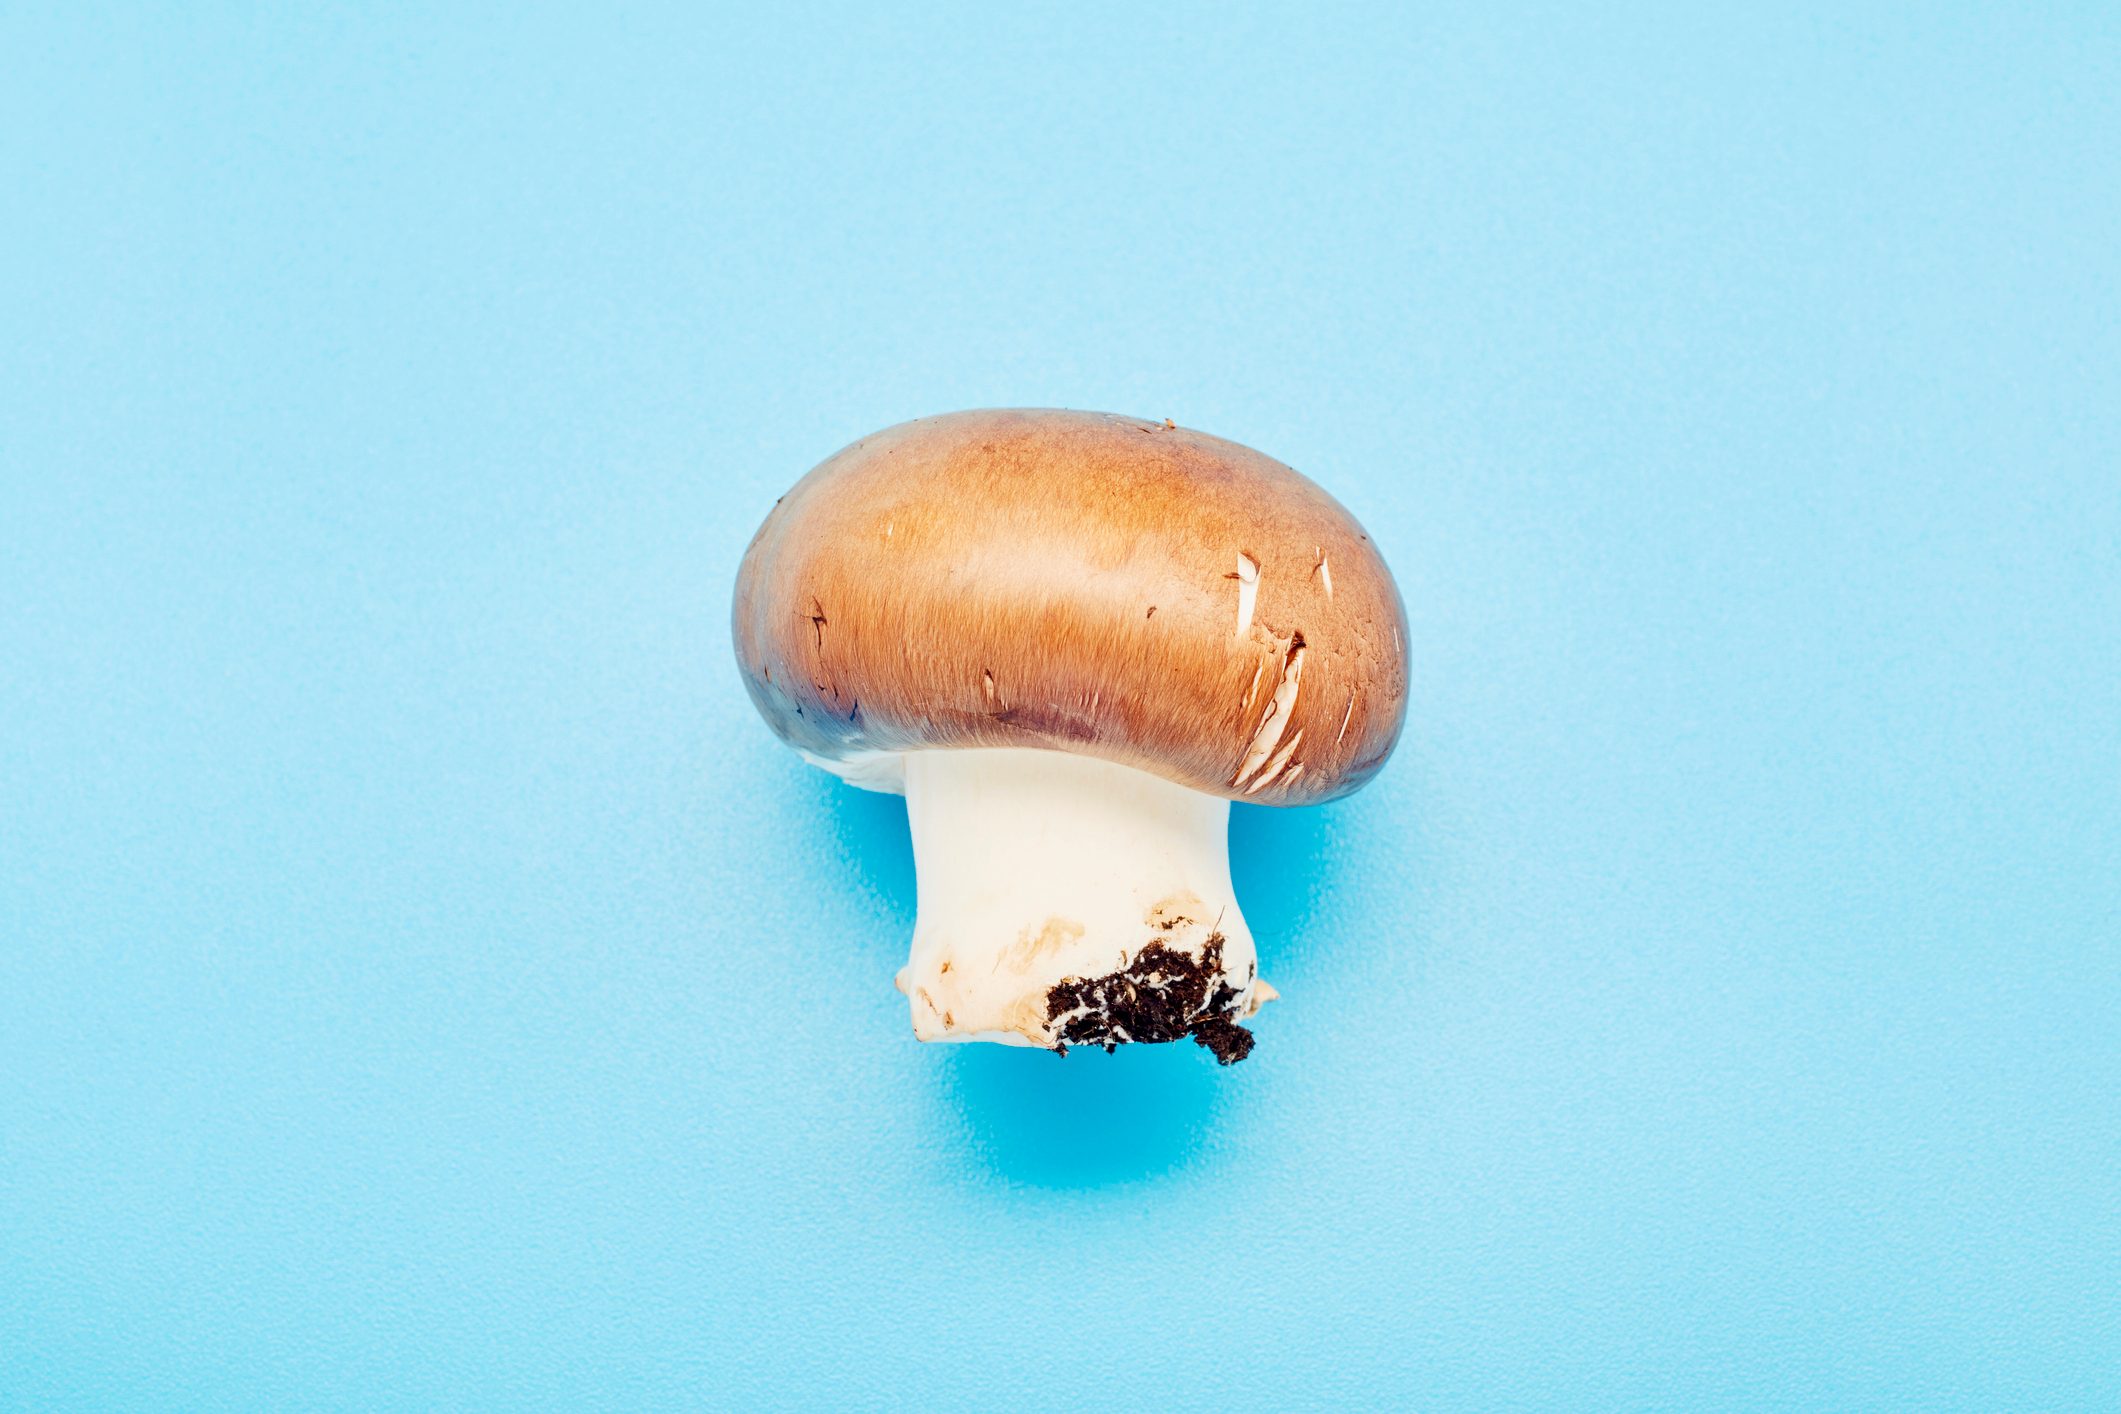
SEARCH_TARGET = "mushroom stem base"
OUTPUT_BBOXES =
[892,748,1269,1057]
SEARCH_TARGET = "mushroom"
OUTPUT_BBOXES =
[732,409,1408,1063]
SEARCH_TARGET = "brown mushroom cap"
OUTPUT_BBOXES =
[732,409,1408,804]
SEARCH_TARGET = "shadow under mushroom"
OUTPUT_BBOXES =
[934,1040,1229,1190]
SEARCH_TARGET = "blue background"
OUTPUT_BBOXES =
[4,3,2116,1408]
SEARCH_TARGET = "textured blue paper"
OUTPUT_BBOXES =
[4,4,2116,1409]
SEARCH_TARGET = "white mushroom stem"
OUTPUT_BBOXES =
[888,748,1271,1050]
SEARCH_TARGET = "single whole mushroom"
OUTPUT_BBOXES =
[732,409,1408,1063]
